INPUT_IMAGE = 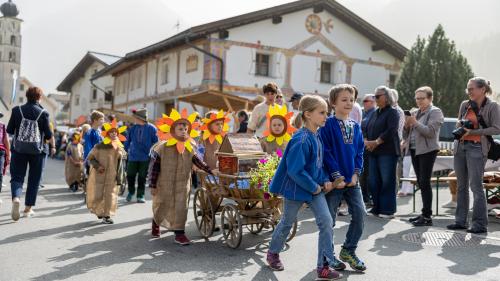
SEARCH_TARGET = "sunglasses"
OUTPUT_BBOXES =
[375,94,385,99]
[276,96,283,99]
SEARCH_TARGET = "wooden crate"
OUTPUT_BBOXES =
[216,133,266,175]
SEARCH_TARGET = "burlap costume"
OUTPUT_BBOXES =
[259,138,287,155]
[202,139,219,170]
[86,143,125,217]
[152,142,193,230]
[65,143,84,186]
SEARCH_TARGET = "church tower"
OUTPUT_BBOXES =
[0,0,21,108]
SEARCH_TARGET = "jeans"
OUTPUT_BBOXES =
[359,152,371,203]
[127,161,149,198]
[0,150,5,192]
[369,154,398,215]
[269,192,334,268]
[326,185,366,253]
[454,142,488,230]
[10,151,45,206]
[410,149,438,218]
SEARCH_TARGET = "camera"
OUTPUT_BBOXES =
[452,119,474,140]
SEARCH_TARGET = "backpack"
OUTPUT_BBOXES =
[13,106,45,155]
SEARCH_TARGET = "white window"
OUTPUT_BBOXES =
[161,58,169,85]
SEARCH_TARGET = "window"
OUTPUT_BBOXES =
[92,88,97,101]
[75,95,80,106]
[105,91,113,102]
[255,53,270,76]
[320,61,332,83]
[9,52,15,62]
[186,55,198,73]
[19,84,24,91]
[389,74,397,88]
[161,58,169,84]
[10,35,15,46]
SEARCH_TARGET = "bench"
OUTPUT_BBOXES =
[400,176,457,216]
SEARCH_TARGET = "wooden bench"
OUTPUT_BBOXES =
[484,182,500,201]
[400,176,457,216]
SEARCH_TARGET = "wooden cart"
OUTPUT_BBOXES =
[193,170,297,249]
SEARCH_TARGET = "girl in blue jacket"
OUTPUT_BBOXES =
[266,95,341,281]
[320,84,366,272]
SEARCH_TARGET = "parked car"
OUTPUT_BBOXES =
[439,117,457,150]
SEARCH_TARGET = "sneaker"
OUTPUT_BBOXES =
[174,234,191,246]
[266,252,284,271]
[446,223,467,230]
[137,197,146,203]
[339,248,366,272]
[11,199,20,221]
[152,220,160,238]
[331,257,346,271]
[23,209,36,218]
[409,215,422,223]
[316,265,341,280]
[466,227,487,234]
[102,217,114,224]
[379,214,395,219]
[442,200,457,209]
[126,193,133,202]
[412,216,432,227]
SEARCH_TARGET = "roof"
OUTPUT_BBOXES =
[177,90,260,112]
[57,51,121,92]
[93,0,408,80]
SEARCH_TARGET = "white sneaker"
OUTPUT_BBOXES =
[379,214,395,219]
[11,199,20,221]
[23,209,35,218]
[442,200,457,209]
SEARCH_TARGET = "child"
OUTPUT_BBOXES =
[65,132,84,192]
[149,109,212,245]
[267,95,340,280]
[86,119,127,224]
[84,111,105,174]
[261,104,296,154]
[319,84,366,272]
[200,110,230,170]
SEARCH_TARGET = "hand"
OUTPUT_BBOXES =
[461,128,472,138]
[50,148,56,157]
[97,166,105,173]
[364,141,378,152]
[336,181,346,189]
[323,182,334,194]
[313,185,322,195]
[150,188,158,196]
[347,174,358,187]
[406,116,417,127]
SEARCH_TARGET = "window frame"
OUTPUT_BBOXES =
[255,53,271,77]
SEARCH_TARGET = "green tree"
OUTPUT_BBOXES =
[396,24,474,117]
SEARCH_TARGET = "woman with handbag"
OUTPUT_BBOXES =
[447,77,500,234]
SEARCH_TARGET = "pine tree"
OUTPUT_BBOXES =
[396,24,474,117]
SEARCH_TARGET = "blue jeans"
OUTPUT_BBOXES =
[0,150,5,192]
[10,151,45,206]
[368,154,398,215]
[269,192,334,268]
[326,185,366,253]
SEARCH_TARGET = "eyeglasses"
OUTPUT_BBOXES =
[375,94,385,99]
[415,97,426,101]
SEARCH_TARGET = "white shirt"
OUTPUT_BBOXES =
[248,102,271,138]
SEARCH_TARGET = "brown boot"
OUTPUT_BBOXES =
[152,219,160,238]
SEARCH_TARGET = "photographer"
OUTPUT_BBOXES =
[405,86,444,226]
[447,77,500,234]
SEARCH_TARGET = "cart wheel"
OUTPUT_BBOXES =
[221,204,243,249]
[286,220,298,242]
[246,223,264,234]
[119,181,127,196]
[193,188,215,238]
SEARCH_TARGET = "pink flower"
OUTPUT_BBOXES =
[267,179,271,186]
[257,182,262,189]
[259,158,268,164]
[264,192,271,200]
[276,149,283,158]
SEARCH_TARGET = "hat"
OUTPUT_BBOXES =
[132,108,148,122]
[288,92,304,102]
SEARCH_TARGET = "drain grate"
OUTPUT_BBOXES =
[402,232,487,247]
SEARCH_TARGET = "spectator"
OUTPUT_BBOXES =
[447,77,500,234]
[349,85,363,123]
[359,94,376,206]
[248,82,278,138]
[236,110,249,133]
[276,90,284,106]
[364,86,401,218]
[0,111,10,204]
[404,86,444,226]
[7,86,55,221]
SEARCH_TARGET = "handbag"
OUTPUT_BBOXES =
[473,104,500,161]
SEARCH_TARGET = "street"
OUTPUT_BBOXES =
[1,158,499,281]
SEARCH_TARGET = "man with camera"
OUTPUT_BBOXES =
[447,77,500,234]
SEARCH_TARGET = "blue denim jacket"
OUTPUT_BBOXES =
[269,128,329,202]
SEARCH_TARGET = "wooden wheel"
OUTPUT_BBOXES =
[221,204,243,249]
[286,220,298,242]
[246,223,265,234]
[193,188,215,238]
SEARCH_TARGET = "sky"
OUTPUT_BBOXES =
[8,0,500,93]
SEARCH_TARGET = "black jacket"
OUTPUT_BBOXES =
[365,105,401,156]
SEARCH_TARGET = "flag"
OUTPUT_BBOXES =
[11,70,18,104]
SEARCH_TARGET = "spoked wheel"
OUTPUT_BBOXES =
[221,204,243,249]
[193,188,215,238]
[246,223,265,234]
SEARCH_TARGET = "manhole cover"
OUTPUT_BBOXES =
[402,232,486,247]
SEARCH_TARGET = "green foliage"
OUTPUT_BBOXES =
[248,151,282,195]
[396,24,474,117]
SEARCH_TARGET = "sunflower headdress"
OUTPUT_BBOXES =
[263,104,296,145]
[200,109,230,145]
[72,132,81,144]
[101,119,127,147]
[156,108,200,153]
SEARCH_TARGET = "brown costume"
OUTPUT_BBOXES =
[86,143,125,217]
[65,143,84,186]
[259,138,287,155]
[202,139,220,170]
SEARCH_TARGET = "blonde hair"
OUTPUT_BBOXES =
[299,95,328,122]
[415,86,433,99]
[81,124,91,135]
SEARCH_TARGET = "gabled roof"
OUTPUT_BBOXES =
[93,0,408,80]
[57,51,121,92]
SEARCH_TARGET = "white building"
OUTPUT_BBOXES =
[94,0,407,119]
[57,51,121,125]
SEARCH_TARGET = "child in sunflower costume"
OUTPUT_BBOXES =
[86,119,127,224]
[200,110,230,170]
[65,132,84,192]
[149,109,212,245]
[261,104,296,154]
